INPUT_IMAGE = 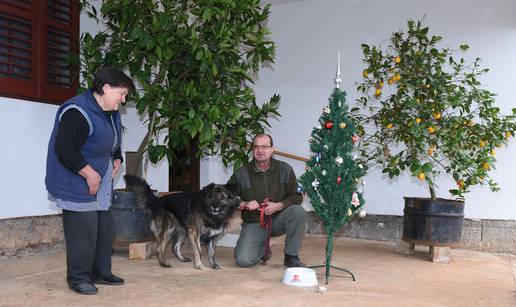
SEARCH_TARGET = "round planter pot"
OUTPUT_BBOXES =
[112,189,154,244]
[402,197,464,246]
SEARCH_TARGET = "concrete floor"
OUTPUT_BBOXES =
[1,235,515,307]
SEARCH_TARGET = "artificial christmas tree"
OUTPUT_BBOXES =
[300,55,367,284]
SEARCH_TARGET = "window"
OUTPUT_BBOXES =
[0,0,79,104]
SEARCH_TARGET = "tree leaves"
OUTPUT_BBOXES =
[355,19,516,199]
[80,0,280,168]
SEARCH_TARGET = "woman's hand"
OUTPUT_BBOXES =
[79,165,101,195]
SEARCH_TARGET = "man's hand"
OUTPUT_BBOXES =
[79,165,101,195]
[112,159,122,178]
[240,200,260,211]
[263,200,285,215]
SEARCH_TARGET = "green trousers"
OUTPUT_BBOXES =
[235,205,306,267]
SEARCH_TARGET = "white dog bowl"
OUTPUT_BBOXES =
[282,267,318,287]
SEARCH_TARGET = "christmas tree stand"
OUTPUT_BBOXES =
[308,264,355,284]
[308,233,356,284]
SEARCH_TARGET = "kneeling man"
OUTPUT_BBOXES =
[228,134,305,267]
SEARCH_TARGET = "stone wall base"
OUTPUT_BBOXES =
[0,214,63,258]
[2,212,516,257]
[307,212,516,254]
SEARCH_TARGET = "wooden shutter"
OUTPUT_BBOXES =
[0,0,38,98]
[0,0,78,104]
[39,0,79,104]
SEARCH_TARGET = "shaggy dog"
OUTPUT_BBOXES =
[124,175,240,270]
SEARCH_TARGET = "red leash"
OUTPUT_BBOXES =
[260,198,272,265]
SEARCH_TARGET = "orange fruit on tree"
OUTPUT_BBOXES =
[482,162,490,170]
[418,172,425,180]
[415,118,422,124]
[490,149,495,156]
[506,131,512,139]
[362,69,369,78]
[394,56,401,64]
[386,123,393,129]
[457,180,465,189]
[479,140,486,147]
[433,112,441,120]
[427,126,436,134]
[375,88,382,96]
[394,74,401,81]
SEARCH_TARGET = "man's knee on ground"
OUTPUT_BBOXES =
[235,254,260,267]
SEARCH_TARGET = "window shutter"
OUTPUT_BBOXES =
[0,1,38,98]
[39,0,79,104]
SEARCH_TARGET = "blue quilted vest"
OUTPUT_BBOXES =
[45,89,122,202]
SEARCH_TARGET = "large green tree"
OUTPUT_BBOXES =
[80,0,280,172]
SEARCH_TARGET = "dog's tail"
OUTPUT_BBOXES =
[123,175,161,214]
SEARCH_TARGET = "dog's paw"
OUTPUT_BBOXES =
[179,256,192,262]
[212,264,222,269]
[194,263,206,270]
[159,261,172,268]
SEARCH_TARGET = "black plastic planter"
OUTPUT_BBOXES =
[112,190,154,244]
[402,197,464,246]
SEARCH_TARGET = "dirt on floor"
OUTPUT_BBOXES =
[1,235,515,307]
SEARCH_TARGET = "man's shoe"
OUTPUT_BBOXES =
[95,275,125,286]
[284,254,306,267]
[68,282,98,295]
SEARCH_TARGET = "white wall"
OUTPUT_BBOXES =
[205,0,516,219]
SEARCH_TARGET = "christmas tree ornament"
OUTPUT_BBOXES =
[323,106,331,114]
[337,176,342,184]
[315,153,322,163]
[358,164,363,169]
[311,179,320,189]
[351,192,360,207]
[346,208,352,216]
[339,122,346,129]
[358,209,367,218]
[335,156,343,165]
[323,145,329,150]
[324,121,334,129]
[321,170,327,176]
[362,179,366,186]
[296,182,305,193]
[352,135,361,143]
[309,139,313,143]
[305,166,310,171]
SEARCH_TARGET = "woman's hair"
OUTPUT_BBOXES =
[92,67,135,95]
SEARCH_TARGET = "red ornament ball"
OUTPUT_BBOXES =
[324,121,334,129]
[337,176,342,185]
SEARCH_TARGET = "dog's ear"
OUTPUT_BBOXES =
[224,183,238,193]
[201,183,215,192]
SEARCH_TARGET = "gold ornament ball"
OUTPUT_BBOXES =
[339,122,346,129]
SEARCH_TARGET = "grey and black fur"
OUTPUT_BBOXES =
[124,175,240,270]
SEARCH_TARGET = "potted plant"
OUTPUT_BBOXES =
[78,0,281,243]
[355,19,516,252]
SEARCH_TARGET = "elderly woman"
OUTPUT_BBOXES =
[45,67,134,295]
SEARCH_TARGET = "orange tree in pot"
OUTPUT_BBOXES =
[354,19,516,246]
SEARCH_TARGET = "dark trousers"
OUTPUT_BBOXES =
[62,209,114,285]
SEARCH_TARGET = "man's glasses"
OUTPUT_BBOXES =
[253,145,272,150]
